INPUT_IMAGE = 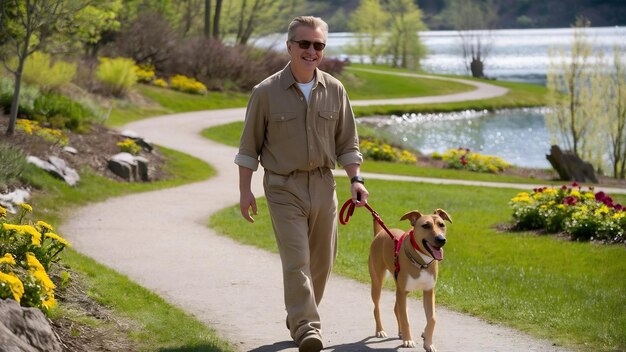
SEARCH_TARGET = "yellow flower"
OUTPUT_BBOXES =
[18,203,33,212]
[0,254,16,265]
[570,190,581,198]
[2,224,42,246]
[0,206,6,218]
[25,253,45,272]
[0,271,25,302]
[36,220,53,232]
[45,232,71,247]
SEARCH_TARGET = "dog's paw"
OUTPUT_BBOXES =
[423,344,437,352]
[375,330,388,338]
[402,340,416,348]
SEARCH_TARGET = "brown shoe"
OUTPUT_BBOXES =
[298,333,323,352]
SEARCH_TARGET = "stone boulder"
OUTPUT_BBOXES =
[0,189,31,214]
[546,145,598,183]
[0,299,62,352]
[26,156,80,187]
[107,152,150,182]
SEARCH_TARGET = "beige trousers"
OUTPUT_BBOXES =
[263,168,338,343]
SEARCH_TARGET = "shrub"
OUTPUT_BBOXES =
[0,203,70,312]
[509,183,625,243]
[0,77,40,117]
[170,75,207,95]
[22,52,76,93]
[95,57,137,97]
[360,138,417,164]
[440,148,510,173]
[152,78,168,88]
[319,57,349,77]
[0,143,27,188]
[31,93,93,132]
[134,64,155,83]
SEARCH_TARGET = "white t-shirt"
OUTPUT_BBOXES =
[297,79,315,104]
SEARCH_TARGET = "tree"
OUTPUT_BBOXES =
[72,0,123,57]
[0,0,84,136]
[219,0,304,46]
[385,0,427,69]
[348,0,390,65]
[546,17,605,173]
[603,45,626,178]
[443,0,499,78]
[203,0,223,40]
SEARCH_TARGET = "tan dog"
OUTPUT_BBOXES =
[368,209,452,352]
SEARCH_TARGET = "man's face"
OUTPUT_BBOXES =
[288,25,326,77]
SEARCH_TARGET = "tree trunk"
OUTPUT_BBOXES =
[204,0,211,37]
[470,58,484,78]
[7,67,23,136]
[213,0,222,40]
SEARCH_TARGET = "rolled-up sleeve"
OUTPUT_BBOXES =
[235,87,266,171]
[335,88,363,167]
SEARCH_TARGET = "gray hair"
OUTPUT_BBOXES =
[287,16,328,41]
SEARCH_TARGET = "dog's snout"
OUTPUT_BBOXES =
[435,235,446,246]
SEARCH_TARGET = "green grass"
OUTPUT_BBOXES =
[341,66,475,99]
[23,147,234,350]
[352,79,548,117]
[107,84,249,127]
[209,178,626,352]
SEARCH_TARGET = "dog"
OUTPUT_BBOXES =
[368,209,452,352]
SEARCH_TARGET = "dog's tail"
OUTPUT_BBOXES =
[373,217,383,237]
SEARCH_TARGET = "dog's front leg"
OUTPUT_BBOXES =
[395,289,415,348]
[421,289,437,352]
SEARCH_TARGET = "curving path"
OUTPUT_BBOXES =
[62,75,577,351]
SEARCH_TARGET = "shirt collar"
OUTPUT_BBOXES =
[280,62,327,91]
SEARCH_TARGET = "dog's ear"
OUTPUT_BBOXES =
[400,210,423,226]
[434,209,452,223]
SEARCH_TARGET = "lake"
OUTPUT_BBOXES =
[358,108,553,168]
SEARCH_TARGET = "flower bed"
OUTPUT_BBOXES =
[433,148,510,173]
[509,183,625,243]
[0,204,70,312]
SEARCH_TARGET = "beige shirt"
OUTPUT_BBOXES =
[235,64,363,175]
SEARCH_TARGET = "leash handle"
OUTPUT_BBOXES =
[339,198,396,241]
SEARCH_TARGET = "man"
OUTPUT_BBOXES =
[235,16,368,352]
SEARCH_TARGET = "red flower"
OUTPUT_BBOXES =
[563,196,578,206]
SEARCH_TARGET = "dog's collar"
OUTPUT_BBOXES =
[406,230,435,269]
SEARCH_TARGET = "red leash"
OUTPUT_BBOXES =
[339,198,405,279]
[339,198,395,240]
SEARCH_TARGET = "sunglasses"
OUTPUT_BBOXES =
[290,40,326,51]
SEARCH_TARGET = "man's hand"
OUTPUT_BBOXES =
[351,182,368,207]
[240,191,257,223]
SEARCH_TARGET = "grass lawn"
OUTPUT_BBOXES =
[209,178,626,352]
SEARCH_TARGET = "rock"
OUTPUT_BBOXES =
[62,146,78,155]
[107,153,150,182]
[119,130,153,152]
[120,129,141,139]
[26,156,80,187]
[546,145,598,183]
[0,189,31,214]
[0,299,63,352]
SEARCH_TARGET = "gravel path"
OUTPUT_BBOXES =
[62,75,576,351]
